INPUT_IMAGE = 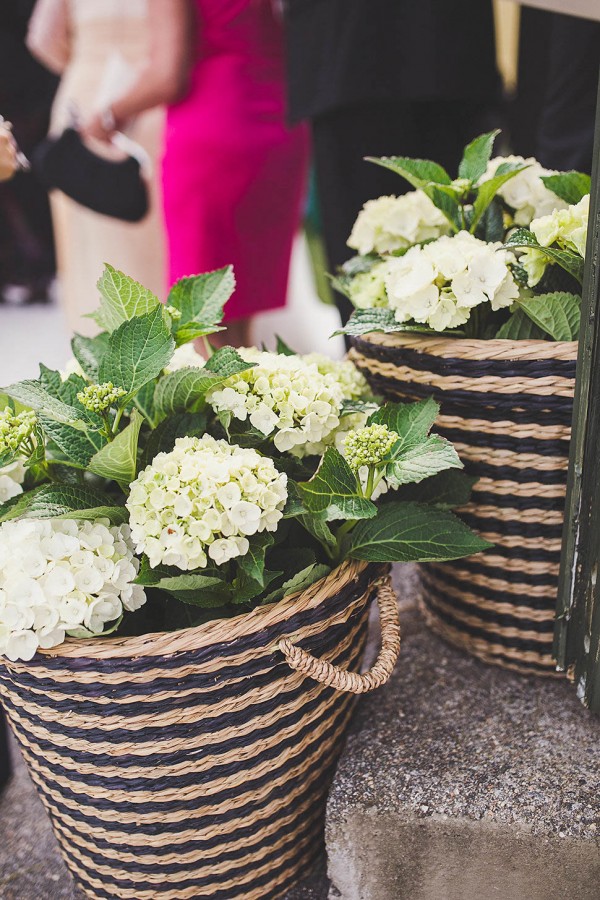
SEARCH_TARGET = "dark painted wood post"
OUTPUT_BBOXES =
[554,69,600,710]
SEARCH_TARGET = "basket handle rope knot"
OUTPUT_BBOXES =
[278,576,400,694]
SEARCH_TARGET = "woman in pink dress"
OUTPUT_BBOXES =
[83,0,310,346]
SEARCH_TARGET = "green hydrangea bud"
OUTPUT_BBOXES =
[344,423,399,470]
[0,407,37,455]
[165,305,182,320]
[77,382,127,414]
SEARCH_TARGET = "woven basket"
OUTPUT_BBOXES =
[0,560,399,900]
[350,331,578,676]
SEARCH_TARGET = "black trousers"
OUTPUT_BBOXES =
[311,98,498,326]
[0,707,11,788]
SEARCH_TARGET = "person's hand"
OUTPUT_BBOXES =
[0,122,18,182]
[80,108,117,144]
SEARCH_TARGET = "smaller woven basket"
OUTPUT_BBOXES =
[350,331,577,676]
[0,560,399,900]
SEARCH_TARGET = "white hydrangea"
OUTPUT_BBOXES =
[302,353,371,402]
[382,231,519,332]
[127,435,288,571]
[165,343,206,373]
[348,191,449,255]
[206,350,345,457]
[0,519,145,662]
[480,155,569,226]
[0,460,25,504]
[521,193,589,286]
[347,262,390,310]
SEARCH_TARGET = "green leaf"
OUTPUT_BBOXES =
[458,130,500,183]
[3,380,87,430]
[472,161,529,231]
[157,575,232,605]
[298,448,377,521]
[0,483,117,521]
[541,172,591,205]
[335,308,398,336]
[261,562,331,605]
[38,364,62,394]
[348,501,492,562]
[298,512,337,550]
[504,228,585,285]
[480,197,505,243]
[88,411,143,488]
[71,333,109,382]
[386,435,462,487]
[132,380,159,427]
[39,416,106,467]
[276,335,296,356]
[91,264,161,332]
[397,469,477,509]
[369,398,440,453]
[167,266,235,327]
[237,532,275,587]
[232,567,283,604]
[516,291,581,341]
[142,412,207,466]
[422,183,462,231]
[58,506,129,524]
[341,399,379,417]
[204,346,255,379]
[154,367,222,417]
[174,322,225,346]
[99,307,176,399]
[495,307,547,340]
[366,156,452,187]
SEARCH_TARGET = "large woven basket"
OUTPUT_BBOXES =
[350,331,577,676]
[0,560,399,900]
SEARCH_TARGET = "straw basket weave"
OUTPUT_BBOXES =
[0,560,399,900]
[350,331,577,676]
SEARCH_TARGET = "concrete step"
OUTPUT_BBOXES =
[325,569,600,900]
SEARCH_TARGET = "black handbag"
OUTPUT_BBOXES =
[31,127,149,222]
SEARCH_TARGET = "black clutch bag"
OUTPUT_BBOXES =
[32,127,149,222]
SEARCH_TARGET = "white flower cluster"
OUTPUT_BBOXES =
[165,343,206,372]
[521,193,589,287]
[0,519,145,662]
[302,353,371,402]
[379,231,519,331]
[206,350,345,457]
[0,460,25,504]
[480,155,569,226]
[127,435,288,570]
[348,191,449,256]
[347,263,390,310]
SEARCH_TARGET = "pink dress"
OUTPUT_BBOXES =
[162,0,310,321]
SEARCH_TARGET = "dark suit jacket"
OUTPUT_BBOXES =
[284,0,500,123]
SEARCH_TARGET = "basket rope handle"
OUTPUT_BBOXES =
[278,576,400,694]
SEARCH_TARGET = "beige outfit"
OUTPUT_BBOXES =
[28,0,165,336]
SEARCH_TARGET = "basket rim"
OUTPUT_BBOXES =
[32,558,370,661]
[352,331,578,362]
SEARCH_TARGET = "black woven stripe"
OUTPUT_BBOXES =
[459,510,564,540]
[24,696,350,836]
[423,593,554,652]
[425,565,556,613]
[64,809,323,899]
[422,576,554,635]
[460,460,568,486]
[351,336,577,380]
[0,603,368,718]
[438,556,559,588]
[1,565,378,689]
[438,426,570,459]
[470,489,566,514]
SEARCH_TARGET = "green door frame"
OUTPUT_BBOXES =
[554,70,600,710]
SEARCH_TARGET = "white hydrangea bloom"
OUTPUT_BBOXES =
[480,155,569,226]
[0,460,26,504]
[127,435,288,571]
[206,350,345,458]
[348,191,449,255]
[302,353,371,402]
[382,231,519,332]
[0,519,145,662]
[165,343,206,373]
[521,193,589,287]
[347,262,390,310]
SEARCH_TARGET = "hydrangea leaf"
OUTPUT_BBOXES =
[88,411,143,489]
[232,566,282,604]
[174,322,225,347]
[298,448,377,520]
[385,435,463,487]
[92,264,161,332]
[366,155,452,187]
[495,307,546,340]
[368,398,440,454]
[275,335,296,356]
[422,184,462,231]
[348,501,492,562]
[168,266,235,328]
[397,469,477,510]
[0,483,117,522]
[504,228,585,284]
[99,307,176,399]
[334,309,398,336]
[57,506,129,525]
[142,412,207,466]
[39,415,106,468]
[204,346,255,379]
[154,367,225,417]
[516,291,581,341]
[458,130,500,184]
[297,512,338,550]
[261,562,331,605]
[541,172,591,205]
[71,333,109,382]
[155,574,232,606]
[472,161,529,231]
[236,532,275,587]
[3,380,88,430]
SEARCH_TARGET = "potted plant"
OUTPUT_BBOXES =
[0,265,486,900]
[335,130,589,675]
